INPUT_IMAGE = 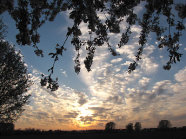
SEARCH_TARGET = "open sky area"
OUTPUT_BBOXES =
[1,0,186,131]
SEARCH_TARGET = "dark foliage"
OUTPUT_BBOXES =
[0,18,7,40]
[158,120,171,129]
[1,127,186,139]
[134,122,142,131]
[126,123,134,133]
[0,0,186,91]
[0,39,31,123]
[105,122,116,131]
[0,123,14,133]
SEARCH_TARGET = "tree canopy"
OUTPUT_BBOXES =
[126,123,134,132]
[0,0,186,91]
[134,122,142,131]
[158,120,171,129]
[105,121,116,131]
[0,20,31,123]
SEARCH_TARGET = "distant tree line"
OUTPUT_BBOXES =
[0,119,174,134]
[105,120,172,132]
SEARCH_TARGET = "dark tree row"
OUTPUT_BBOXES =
[105,120,171,131]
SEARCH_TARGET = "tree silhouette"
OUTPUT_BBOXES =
[0,0,186,91]
[0,123,14,132]
[126,123,134,132]
[134,122,142,132]
[0,24,31,123]
[0,18,7,40]
[158,120,171,129]
[105,122,116,131]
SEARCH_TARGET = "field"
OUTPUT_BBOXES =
[1,128,186,139]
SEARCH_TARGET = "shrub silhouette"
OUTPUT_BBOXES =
[126,123,134,133]
[134,122,142,132]
[158,120,171,129]
[105,122,116,131]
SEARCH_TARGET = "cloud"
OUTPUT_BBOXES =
[110,58,123,63]
[139,45,159,74]
[15,68,91,130]
[60,69,67,77]
[35,112,49,120]
[79,116,95,124]
[89,107,110,114]
[152,80,173,96]
[122,67,186,127]
[138,77,150,88]
[106,95,125,105]
[64,111,79,118]
[75,92,88,106]
[175,67,186,82]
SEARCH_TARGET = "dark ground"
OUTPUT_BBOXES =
[1,128,186,139]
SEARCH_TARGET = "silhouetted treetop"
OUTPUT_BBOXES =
[158,120,171,129]
[105,122,116,131]
[134,122,142,131]
[126,123,134,132]
[0,0,185,91]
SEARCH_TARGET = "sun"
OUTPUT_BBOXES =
[78,107,93,117]
[75,106,94,127]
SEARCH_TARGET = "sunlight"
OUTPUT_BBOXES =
[75,106,94,127]
[78,107,93,117]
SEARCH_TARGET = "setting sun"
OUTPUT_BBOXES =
[75,106,95,127]
[78,107,93,117]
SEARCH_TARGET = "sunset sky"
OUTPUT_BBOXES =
[1,1,186,131]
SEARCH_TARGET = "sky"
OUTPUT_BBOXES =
[1,1,186,131]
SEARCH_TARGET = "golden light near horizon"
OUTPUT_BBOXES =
[76,106,94,127]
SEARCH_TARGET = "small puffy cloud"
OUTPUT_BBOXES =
[64,111,79,118]
[60,69,67,77]
[121,61,132,66]
[89,107,110,114]
[175,67,186,82]
[138,77,150,87]
[151,80,173,98]
[138,45,159,74]
[131,25,142,37]
[116,44,137,60]
[110,58,122,63]
[106,95,125,105]
[75,92,88,106]
[160,55,163,59]
[140,57,159,74]
[79,116,95,124]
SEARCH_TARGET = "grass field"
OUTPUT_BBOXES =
[1,128,186,139]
